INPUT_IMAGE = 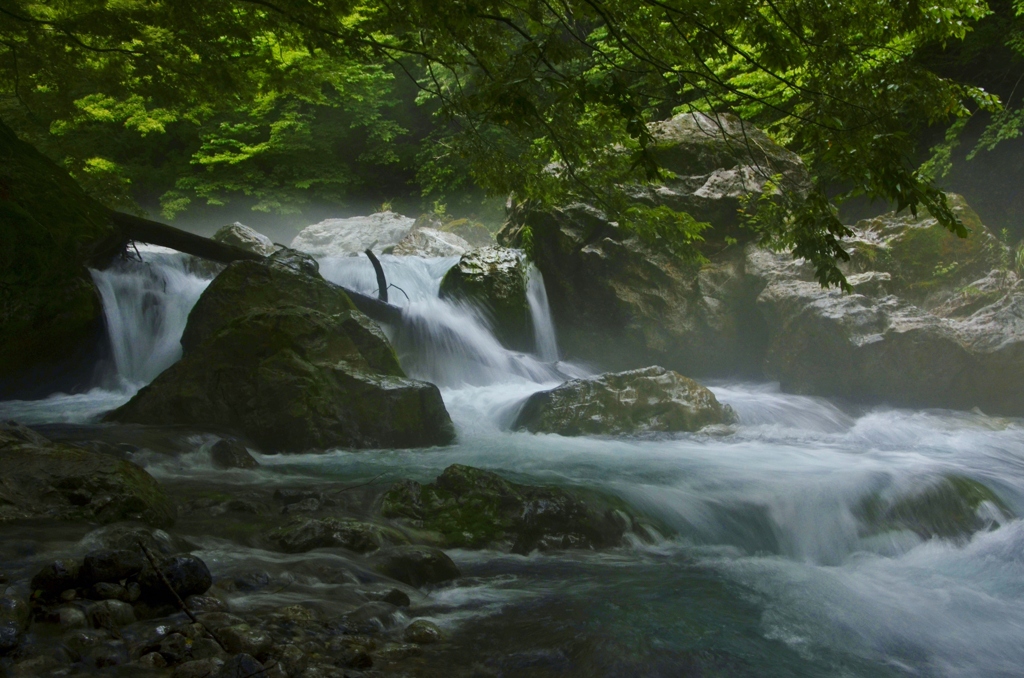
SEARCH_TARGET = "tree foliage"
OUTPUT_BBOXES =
[0,0,1017,285]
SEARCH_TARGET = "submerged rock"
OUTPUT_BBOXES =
[380,464,631,552]
[439,246,533,351]
[290,211,416,257]
[110,259,455,452]
[139,555,213,603]
[211,222,278,257]
[855,475,1012,541]
[0,426,175,527]
[513,367,736,436]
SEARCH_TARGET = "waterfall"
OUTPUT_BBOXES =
[318,254,575,388]
[89,246,212,389]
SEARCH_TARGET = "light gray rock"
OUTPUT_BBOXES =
[290,211,416,257]
[393,227,471,257]
[212,222,279,257]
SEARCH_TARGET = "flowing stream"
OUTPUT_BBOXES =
[3,251,1024,677]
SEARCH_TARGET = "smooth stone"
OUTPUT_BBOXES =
[404,619,443,644]
[369,546,460,588]
[218,624,273,660]
[88,599,136,628]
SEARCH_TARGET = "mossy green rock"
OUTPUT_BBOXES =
[0,423,174,528]
[855,476,1012,541]
[513,366,736,436]
[439,247,533,351]
[0,121,114,397]
[380,464,629,553]
[110,307,455,452]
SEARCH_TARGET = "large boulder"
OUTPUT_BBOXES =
[512,367,736,435]
[439,246,533,351]
[0,422,175,527]
[0,121,115,398]
[289,211,415,257]
[393,227,471,258]
[109,259,455,451]
[380,464,630,553]
[211,222,278,257]
[749,196,1024,414]
[498,112,802,375]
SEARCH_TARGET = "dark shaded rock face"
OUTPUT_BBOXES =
[513,367,736,435]
[749,195,1024,414]
[497,112,804,376]
[381,464,629,553]
[268,518,403,554]
[139,555,212,603]
[109,260,455,452]
[439,247,533,351]
[0,121,115,398]
[0,423,175,527]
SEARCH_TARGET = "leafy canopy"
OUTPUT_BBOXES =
[0,0,1012,285]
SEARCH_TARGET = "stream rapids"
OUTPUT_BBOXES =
[2,247,1023,677]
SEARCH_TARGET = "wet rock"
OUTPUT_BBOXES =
[8,655,63,676]
[369,545,460,588]
[0,429,175,527]
[341,601,399,634]
[218,625,273,660]
[404,619,442,644]
[381,464,632,552]
[290,211,416,257]
[232,571,271,592]
[393,226,471,257]
[79,523,192,558]
[269,518,401,554]
[210,439,260,470]
[87,582,131,602]
[111,259,456,452]
[156,632,192,664]
[439,246,533,351]
[216,653,266,678]
[52,606,87,630]
[274,644,309,676]
[173,657,225,678]
[139,555,212,603]
[212,222,279,257]
[81,549,144,585]
[137,651,168,669]
[88,599,136,629]
[86,639,129,668]
[856,475,1013,541]
[0,421,50,447]
[64,629,109,660]
[185,595,228,613]
[381,588,410,608]
[513,366,736,435]
[30,560,81,598]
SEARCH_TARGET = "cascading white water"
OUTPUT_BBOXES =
[526,264,559,362]
[317,253,579,388]
[90,246,212,388]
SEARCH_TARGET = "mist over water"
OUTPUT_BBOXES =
[2,251,1023,676]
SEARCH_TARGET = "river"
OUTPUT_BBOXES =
[2,247,1023,677]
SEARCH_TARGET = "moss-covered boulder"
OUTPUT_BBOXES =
[0,422,175,527]
[512,367,736,436]
[0,121,115,398]
[439,246,533,351]
[855,476,1012,541]
[109,307,455,452]
[380,464,631,553]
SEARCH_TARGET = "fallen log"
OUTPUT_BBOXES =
[93,210,405,327]
[364,248,389,303]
